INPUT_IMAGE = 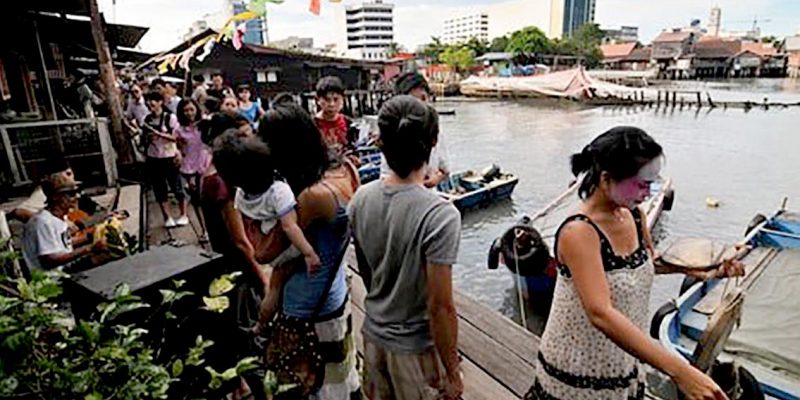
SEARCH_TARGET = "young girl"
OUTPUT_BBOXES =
[236,84,264,127]
[528,127,744,400]
[175,99,212,237]
[142,91,188,228]
[212,133,322,323]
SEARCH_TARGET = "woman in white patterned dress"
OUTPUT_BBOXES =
[526,127,744,400]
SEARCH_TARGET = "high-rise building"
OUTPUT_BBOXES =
[443,12,489,44]
[708,6,722,37]
[549,0,596,39]
[227,0,268,45]
[345,0,395,60]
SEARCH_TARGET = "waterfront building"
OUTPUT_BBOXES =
[602,26,639,44]
[443,12,489,44]
[344,0,394,60]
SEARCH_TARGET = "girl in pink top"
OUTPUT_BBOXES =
[176,98,212,238]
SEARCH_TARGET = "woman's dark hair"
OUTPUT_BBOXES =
[271,92,296,107]
[144,91,163,103]
[201,112,237,146]
[192,75,205,83]
[204,96,221,113]
[236,84,251,93]
[377,95,439,178]
[212,130,275,195]
[315,76,345,97]
[176,98,201,126]
[571,126,663,199]
[258,103,330,195]
[394,72,430,95]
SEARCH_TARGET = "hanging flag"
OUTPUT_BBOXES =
[196,38,217,62]
[231,11,258,21]
[329,0,342,2]
[309,0,321,15]
[233,23,247,50]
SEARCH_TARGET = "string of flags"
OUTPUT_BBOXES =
[146,0,343,73]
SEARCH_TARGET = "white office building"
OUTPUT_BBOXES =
[443,12,489,44]
[344,0,395,60]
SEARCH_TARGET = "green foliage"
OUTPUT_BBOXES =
[0,255,262,400]
[489,35,510,53]
[0,270,172,399]
[506,26,552,55]
[418,36,446,62]
[440,46,475,72]
[463,37,489,57]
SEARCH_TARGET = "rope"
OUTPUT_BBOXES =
[513,229,528,328]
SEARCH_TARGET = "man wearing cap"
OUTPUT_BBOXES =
[21,174,105,270]
[384,72,451,189]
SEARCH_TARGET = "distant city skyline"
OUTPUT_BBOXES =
[99,0,800,53]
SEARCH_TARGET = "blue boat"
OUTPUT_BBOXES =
[355,146,383,184]
[488,178,675,308]
[437,165,519,212]
[651,204,800,400]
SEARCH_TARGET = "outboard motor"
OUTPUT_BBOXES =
[480,164,502,182]
[487,216,552,276]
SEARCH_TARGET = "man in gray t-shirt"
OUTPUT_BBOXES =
[350,95,463,400]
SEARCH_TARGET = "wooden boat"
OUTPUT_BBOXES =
[488,178,675,308]
[436,108,456,116]
[651,204,800,400]
[436,165,519,212]
[355,146,382,184]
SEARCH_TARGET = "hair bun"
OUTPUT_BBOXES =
[570,145,593,176]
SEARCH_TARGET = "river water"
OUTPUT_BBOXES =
[436,78,800,329]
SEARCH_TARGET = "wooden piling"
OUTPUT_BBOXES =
[672,92,678,107]
[656,91,661,107]
[696,92,702,108]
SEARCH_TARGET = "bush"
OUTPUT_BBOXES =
[0,246,269,399]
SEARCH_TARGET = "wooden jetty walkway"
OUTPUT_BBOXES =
[141,189,542,399]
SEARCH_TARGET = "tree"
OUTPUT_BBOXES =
[418,36,447,63]
[464,37,489,57]
[563,23,605,67]
[505,26,552,56]
[440,46,475,72]
[386,42,401,58]
[489,35,510,53]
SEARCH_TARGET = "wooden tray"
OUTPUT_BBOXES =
[659,238,738,272]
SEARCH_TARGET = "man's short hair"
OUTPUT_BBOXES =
[315,76,345,97]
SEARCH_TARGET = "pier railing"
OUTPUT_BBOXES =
[0,118,117,188]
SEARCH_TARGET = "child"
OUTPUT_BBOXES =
[175,98,212,238]
[212,133,321,322]
[313,76,355,156]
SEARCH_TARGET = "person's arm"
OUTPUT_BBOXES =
[559,222,728,400]
[39,241,102,269]
[221,201,269,289]
[423,171,447,188]
[279,210,320,273]
[426,263,462,399]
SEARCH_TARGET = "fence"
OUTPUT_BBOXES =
[0,118,117,188]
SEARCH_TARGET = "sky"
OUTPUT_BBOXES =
[98,0,800,53]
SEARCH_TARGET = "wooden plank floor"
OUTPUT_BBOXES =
[142,192,540,399]
[346,249,539,399]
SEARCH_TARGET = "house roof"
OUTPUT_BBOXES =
[691,39,741,59]
[741,42,779,57]
[786,36,800,52]
[600,42,637,60]
[625,47,652,62]
[475,52,513,62]
[653,30,693,43]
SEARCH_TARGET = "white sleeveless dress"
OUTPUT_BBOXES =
[526,208,653,400]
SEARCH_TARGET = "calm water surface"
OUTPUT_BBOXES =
[435,79,800,325]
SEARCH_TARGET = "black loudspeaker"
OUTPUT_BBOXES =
[66,245,227,319]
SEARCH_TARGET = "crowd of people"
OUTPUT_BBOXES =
[11,69,747,400]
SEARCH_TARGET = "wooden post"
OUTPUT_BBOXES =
[706,92,716,108]
[656,91,661,107]
[0,127,21,185]
[97,119,118,186]
[672,92,677,107]
[89,0,133,165]
[696,92,702,108]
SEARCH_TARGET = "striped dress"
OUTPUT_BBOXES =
[527,208,653,400]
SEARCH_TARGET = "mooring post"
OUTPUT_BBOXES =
[696,92,702,108]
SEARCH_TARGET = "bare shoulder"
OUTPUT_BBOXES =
[558,217,601,251]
